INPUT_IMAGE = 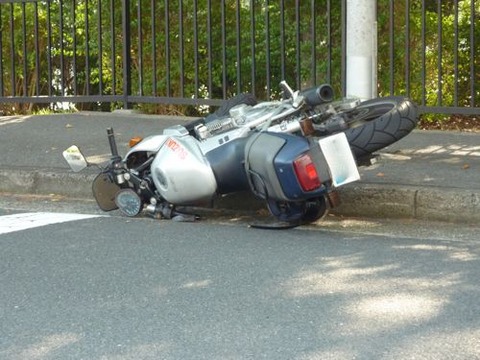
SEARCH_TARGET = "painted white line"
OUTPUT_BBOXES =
[0,212,105,235]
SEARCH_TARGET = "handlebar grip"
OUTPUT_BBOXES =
[107,127,120,158]
[300,84,334,106]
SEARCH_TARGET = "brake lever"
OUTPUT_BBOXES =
[280,80,304,109]
[280,80,295,99]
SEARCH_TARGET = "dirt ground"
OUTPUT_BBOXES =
[419,114,480,132]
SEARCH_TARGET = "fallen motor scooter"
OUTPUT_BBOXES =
[63,81,418,228]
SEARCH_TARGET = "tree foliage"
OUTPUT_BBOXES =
[0,0,478,115]
[377,0,479,109]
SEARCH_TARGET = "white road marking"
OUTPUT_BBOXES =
[0,212,104,235]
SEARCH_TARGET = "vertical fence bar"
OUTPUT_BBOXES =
[389,0,394,96]
[137,0,143,96]
[179,0,184,97]
[341,0,346,97]
[47,0,52,97]
[122,0,132,108]
[165,0,171,97]
[85,0,90,95]
[326,0,332,84]
[311,0,316,86]
[295,0,300,89]
[250,0,256,96]
[73,0,78,95]
[0,4,3,97]
[193,0,199,98]
[221,0,227,98]
[470,0,475,107]
[236,0,241,94]
[151,0,157,96]
[265,0,271,97]
[21,2,27,96]
[207,0,213,97]
[60,0,65,96]
[280,0,286,83]
[97,0,103,95]
[9,3,15,96]
[437,0,442,106]
[405,0,410,97]
[110,0,116,95]
[454,1,459,107]
[34,2,40,96]
[421,0,426,106]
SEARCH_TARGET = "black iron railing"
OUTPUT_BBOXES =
[0,0,478,115]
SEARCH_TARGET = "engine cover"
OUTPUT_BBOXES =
[151,136,217,204]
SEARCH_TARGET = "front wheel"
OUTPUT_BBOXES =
[342,96,418,158]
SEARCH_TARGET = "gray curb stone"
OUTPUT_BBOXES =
[2,167,479,224]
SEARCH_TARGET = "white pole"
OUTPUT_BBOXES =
[346,0,377,100]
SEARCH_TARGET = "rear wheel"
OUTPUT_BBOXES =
[266,197,328,225]
[301,197,328,223]
[342,96,418,158]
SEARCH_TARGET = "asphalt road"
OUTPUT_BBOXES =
[1,196,480,360]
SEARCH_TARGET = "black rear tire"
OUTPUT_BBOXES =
[301,197,328,223]
[266,197,328,224]
[343,96,418,158]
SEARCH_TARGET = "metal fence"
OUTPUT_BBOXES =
[0,0,478,115]
[377,0,479,115]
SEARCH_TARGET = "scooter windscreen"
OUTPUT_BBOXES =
[92,172,121,211]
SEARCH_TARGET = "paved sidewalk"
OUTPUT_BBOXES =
[1,112,479,223]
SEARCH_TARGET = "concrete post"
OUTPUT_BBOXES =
[346,0,377,100]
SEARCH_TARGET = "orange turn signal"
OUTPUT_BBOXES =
[129,136,143,148]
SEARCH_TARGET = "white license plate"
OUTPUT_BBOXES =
[318,133,361,187]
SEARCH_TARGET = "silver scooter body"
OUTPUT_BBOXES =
[124,102,284,205]
[123,90,341,206]
[125,126,218,205]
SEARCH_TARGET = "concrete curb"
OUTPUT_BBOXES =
[1,167,479,224]
[333,184,480,223]
[0,167,96,198]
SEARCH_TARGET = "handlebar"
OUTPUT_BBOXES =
[280,80,334,107]
[299,84,334,107]
[107,127,120,158]
[107,128,123,166]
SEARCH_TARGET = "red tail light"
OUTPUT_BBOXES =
[293,153,321,191]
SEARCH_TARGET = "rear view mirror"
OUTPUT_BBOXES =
[63,145,89,172]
